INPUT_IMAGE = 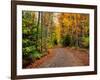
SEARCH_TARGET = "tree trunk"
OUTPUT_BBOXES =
[36,12,41,49]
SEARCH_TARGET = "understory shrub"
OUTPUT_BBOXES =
[62,35,71,47]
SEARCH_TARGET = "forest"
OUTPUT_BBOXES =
[22,11,89,68]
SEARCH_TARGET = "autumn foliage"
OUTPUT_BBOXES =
[22,11,89,68]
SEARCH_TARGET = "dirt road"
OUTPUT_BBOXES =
[27,48,89,68]
[38,48,88,68]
